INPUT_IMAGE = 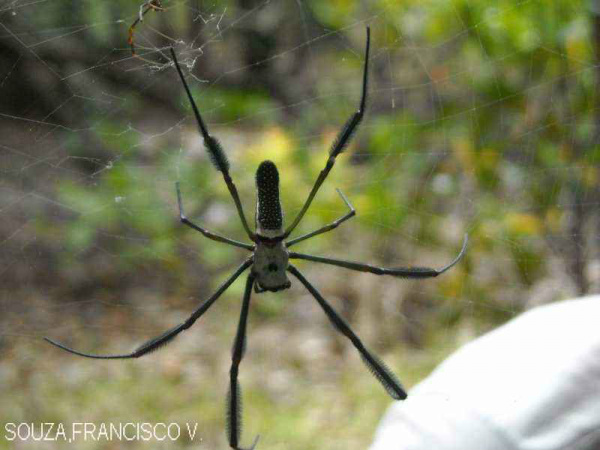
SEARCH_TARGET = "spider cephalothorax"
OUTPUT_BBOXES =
[45,28,467,450]
[252,239,290,293]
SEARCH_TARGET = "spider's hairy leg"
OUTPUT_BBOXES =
[288,265,407,400]
[286,188,356,248]
[283,27,370,239]
[170,48,255,241]
[289,234,468,279]
[227,273,260,450]
[176,182,254,251]
[44,258,253,359]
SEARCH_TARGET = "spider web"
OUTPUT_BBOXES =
[1,1,598,449]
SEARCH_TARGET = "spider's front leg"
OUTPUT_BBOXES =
[283,27,371,239]
[170,48,256,242]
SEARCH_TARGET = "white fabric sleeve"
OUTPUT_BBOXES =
[369,297,600,450]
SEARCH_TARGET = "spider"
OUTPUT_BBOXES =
[128,0,164,61]
[45,27,467,450]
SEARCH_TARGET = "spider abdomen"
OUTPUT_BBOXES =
[255,160,283,237]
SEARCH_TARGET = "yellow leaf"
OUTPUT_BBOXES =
[505,212,542,236]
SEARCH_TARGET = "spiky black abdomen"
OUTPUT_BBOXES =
[256,160,283,231]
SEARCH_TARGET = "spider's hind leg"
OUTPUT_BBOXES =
[288,264,407,400]
[44,258,253,360]
[227,273,261,450]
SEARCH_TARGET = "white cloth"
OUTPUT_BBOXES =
[369,297,600,450]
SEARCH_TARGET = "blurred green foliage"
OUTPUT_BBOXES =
[2,0,600,449]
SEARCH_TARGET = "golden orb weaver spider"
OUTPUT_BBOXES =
[45,27,467,450]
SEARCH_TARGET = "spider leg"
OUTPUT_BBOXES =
[288,265,407,400]
[170,48,256,242]
[177,182,254,251]
[286,188,355,248]
[289,234,468,279]
[283,27,370,239]
[44,258,253,359]
[227,273,260,450]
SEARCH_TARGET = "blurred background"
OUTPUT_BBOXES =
[1,0,599,449]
